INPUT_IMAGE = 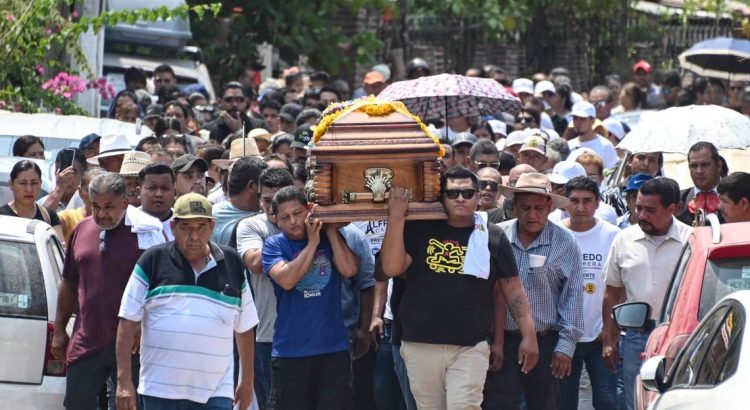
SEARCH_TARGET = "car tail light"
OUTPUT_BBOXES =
[44,322,66,376]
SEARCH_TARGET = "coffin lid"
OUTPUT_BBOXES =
[311,97,445,157]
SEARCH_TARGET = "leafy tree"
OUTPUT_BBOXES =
[0,0,220,114]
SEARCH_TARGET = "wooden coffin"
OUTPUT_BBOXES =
[309,99,447,223]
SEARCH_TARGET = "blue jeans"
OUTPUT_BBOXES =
[255,341,272,410]
[391,341,418,410]
[142,396,232,410]
[373,323,406,410]
[557,340,616,410]
[621,330,650,410]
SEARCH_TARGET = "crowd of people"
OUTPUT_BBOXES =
[4,56,750,410]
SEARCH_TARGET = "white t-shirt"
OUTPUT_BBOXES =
[351,221,393,320]
[548,201,618,226]
[568,135,619,169]
[564,220,620,342]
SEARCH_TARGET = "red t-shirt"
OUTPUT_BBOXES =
[62,216,142,366]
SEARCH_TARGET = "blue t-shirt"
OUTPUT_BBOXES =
[262,232,349,358]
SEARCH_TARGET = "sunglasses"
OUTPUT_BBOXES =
[99,229,106,253]
[478,180,499,191]
[516,116,535,124]
[730,86,744,91]
[443,189,476,200]
[590,99,608,108]
[474,161,501,170]
[223,96,244,103]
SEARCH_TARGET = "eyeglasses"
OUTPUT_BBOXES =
[516,116,535,124]
[730,86,744,91]
[99,229,106,253]
[474,161,501,170]
[478,180,499,191]
[590,99,608,108]
[443,189,476,200]
[223,96,244,103]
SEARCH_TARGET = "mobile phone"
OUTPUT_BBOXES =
[58,148,76,170]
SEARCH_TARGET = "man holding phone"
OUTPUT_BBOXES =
[203,82,268,144]
[39,148,86,212]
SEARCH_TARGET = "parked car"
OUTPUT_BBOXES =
[0,215,66,409]
[616,290,749,409]
[614,215,750,409]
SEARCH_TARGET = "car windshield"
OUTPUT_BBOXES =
[0,135,80,160]
[700,256,750,319]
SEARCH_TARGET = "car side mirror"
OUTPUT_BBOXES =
[640,355,670,393]
[613,302,654,331]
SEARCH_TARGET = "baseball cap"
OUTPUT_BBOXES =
[363,71,385,85]
[279,103,303,124]
[549,161,586,185]
[79,133,101,151]
[512,78,534,95]
[451,132,477,148]
[603,118,625,141]
[487,119,507,137]
[519,135,546,155]
[144,104,163,120]
[505,130,528,147]
[173,193,214,220]
[633,60,652,74]
[534,80,556,97]
[571,101,596,118]
[171,154,208,174]
[291,124,314,149]
[625,173,654,192]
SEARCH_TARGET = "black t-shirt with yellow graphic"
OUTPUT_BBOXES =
[399,219,518,346]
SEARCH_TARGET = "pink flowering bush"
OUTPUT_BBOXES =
[41,72,87,100]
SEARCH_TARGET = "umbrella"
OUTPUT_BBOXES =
[679,37,750,80]
[377,73,521,122]
[617,104,750,155]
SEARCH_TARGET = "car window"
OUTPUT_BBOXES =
[699,257,750,319]
[0,239,47,319]
[696,303,744,386]
[661,243,692,324]
[45,237,64,279]
[670,304,728,387]
[0,135,81,159]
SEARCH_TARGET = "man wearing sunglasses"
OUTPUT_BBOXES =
[203,82,268,144]
[470,139,502,173]
[478,167,506,224]
[381,167,538,409]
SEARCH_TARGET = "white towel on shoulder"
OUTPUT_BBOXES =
[463,211,490,279]
[124,206,166,250]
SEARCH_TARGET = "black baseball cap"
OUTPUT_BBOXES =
[171,154,208,173]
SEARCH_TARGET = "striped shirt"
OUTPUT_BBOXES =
[119,242,258,404]
[498,219,584,358]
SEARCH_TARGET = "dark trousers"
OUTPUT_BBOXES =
[254,341,273,410]
[268,350,352,410]
[352,349,376,410]
[482,331,559,410]
[557,340,616,410]
[65,344,117,410]
[373,323,406,410]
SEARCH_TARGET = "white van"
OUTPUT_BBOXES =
[0,215,66,409]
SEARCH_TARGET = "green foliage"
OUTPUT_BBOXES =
[187,0,391,84]
[0,0,220,115]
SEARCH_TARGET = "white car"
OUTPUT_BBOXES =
[637,290,750,409]
[0,215,66,409]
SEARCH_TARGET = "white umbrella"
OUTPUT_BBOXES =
[617,104,750,155]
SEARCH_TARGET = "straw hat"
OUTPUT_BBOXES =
[248,128,272,144]
[119,151,152,177]
[498,173,570,209]
[213,138,261,170]
[87,134,131,165]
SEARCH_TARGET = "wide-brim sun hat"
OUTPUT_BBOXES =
[498,172,570,209]
[87,134,131,165]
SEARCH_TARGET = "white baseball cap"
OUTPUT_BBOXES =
[603,118,625,141]
[571,101,596,118]
[512,78,534,95]
[487,119,507,137]
[549,161,586,185]
[505,130,528,147]
[534,80,556,97]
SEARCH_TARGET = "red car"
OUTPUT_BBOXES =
[634,218,750,409]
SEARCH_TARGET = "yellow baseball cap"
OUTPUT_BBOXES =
[173,193,214,219]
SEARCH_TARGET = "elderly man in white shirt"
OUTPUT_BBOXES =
[602,177,692,410]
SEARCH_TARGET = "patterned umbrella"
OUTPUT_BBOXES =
[679,37,750,81]
[377,73,521,121]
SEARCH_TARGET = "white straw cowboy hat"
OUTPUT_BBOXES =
[119,151,152,177]
[498,172,570,209]
[87,134,131,165]
[213,137,261,170]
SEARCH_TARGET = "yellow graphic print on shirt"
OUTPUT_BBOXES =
[426,238,466,274]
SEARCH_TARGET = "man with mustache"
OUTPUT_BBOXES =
[203,82,268,144]
[602,177,691,410]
